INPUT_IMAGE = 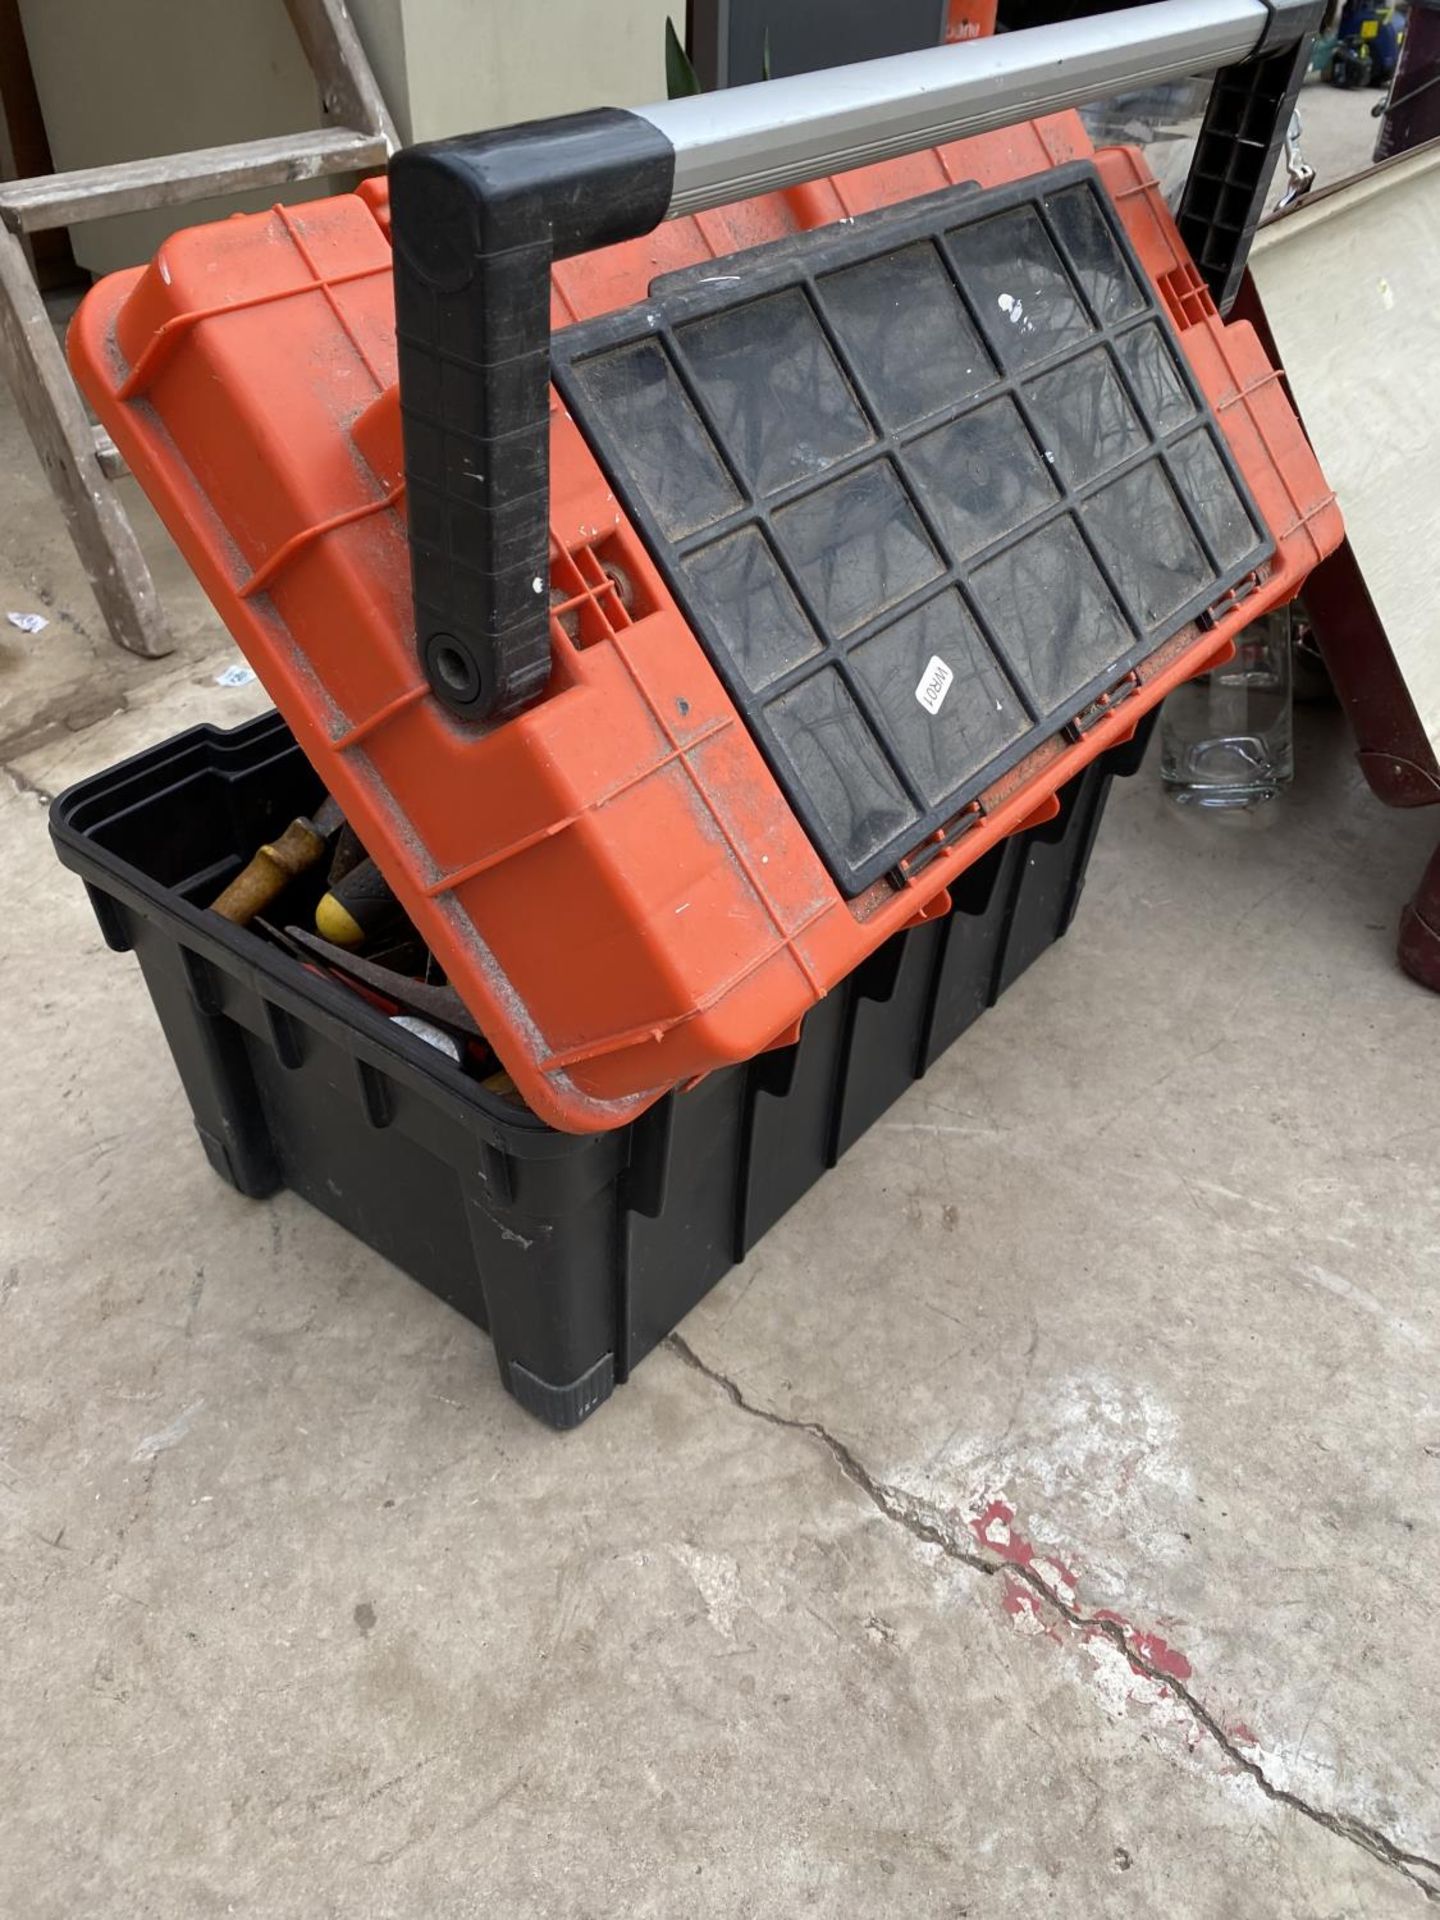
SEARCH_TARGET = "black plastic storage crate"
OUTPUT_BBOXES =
[50,709,1151,1428]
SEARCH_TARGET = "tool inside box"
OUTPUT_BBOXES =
[553,162,1267,894]
[138,757,518,1092]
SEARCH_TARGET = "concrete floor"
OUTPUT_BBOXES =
[1283,76,1389,198]
[4,89,1439,1918]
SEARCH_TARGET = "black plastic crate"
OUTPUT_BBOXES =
[50,708,1151,1428]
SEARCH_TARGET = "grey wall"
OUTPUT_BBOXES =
[22,0,671,272]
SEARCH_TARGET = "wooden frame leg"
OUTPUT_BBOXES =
[0,221,171,659]
[286,0,399,150]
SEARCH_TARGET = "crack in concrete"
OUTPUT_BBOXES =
[1,760,54,805]
[0,682,132,770]
[667,1332,1440,1905]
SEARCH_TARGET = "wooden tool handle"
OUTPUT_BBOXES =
[210,817,326,925]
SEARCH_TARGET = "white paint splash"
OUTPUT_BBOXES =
[671,1544,743,1638]
[1296,1262,1427,1348]
[132,1399,205,1462]
[928,1371,1195,1574]
[1005,1586,1052,1638]
[1082,1634,1199,1743]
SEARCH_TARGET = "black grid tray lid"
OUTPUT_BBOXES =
[552,161,1270,896]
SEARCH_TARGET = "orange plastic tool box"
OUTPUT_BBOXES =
[70,110,1341,1133]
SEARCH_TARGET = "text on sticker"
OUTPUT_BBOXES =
[915,655,954,716]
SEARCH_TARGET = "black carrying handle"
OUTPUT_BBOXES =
[387,7,1323,717]
[389,110,675,721]
[1175,0,1325,313]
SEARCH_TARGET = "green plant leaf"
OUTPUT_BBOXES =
[666,17,703,97]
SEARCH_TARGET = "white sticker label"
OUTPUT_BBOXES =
[915,655,954,716]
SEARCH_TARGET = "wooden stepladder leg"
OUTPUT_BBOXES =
[0,222,170,658]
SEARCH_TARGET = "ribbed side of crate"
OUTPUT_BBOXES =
[52,710,1151,1428]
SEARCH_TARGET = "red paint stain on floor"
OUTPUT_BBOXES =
[1128,1627,1194,1683]
[970,1498,1026,1559]
[971,1494,1259,1751]
[1092,1609,1194,1683]
[969,1498,1079,1593]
